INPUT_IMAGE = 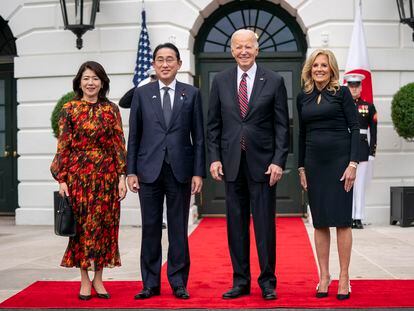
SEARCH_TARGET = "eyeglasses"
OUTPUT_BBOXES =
[154,57,177,66]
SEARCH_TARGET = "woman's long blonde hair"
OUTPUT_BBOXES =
[301,49,340,94]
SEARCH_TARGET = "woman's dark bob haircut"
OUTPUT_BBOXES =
[73,61,110,102]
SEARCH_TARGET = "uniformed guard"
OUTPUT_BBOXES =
[344,73,378,229]
[119,67,157,108]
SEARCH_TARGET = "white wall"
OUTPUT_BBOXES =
[1,0,413,225]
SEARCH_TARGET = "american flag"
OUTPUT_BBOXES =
[133,8,152,87]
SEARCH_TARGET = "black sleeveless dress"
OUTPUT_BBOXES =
[297,86,359,228]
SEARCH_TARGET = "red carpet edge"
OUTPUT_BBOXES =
[1,217,414,309]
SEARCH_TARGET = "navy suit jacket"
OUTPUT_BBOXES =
[127,80,206,183]
[207,65,289,182]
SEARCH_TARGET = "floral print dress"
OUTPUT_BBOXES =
[50,100,126,271]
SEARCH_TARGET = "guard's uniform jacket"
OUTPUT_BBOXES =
[355,98,377,161]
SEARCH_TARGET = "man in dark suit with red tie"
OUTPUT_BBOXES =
[207,29,289,300]
[127,43,206,299]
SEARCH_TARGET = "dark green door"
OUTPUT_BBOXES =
[0,64,18,215]
[198,59,303,215]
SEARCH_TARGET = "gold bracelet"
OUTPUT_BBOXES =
[348,163,357,169]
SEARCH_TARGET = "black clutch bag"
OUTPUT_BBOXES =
[54,192,76,237]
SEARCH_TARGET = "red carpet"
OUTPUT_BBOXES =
[1,217,414,309]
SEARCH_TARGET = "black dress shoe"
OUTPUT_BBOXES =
[222,286,250,299]
[351,220,356,229]
[354,219,364,229]
[134,287,160,299]
[173,286,189,299]
[262,287,277,300]
[78,294,91,300]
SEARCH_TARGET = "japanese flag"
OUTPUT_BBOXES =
[344,1,373,104]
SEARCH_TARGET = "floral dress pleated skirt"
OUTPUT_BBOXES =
[50,100,126,271]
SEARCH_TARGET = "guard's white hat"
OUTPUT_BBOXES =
[147,67,156,77]
[343,73,365,83]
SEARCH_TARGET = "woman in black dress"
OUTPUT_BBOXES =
[297,49,359,300]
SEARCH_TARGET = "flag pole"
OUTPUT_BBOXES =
[344,0,373,103]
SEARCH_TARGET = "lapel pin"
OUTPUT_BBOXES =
[260,77,264,81]
[152,95,157,99]
[180,93,186,101]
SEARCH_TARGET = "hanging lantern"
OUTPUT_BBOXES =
[396,0,414,41]
[59,0,100,49]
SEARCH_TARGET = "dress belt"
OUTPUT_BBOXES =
[360,129,368,134]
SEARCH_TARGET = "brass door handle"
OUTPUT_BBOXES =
[13,151,17,157]
[4,151,9,157]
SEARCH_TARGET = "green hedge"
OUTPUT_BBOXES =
[51,91,75,138]
[391,83,414,141]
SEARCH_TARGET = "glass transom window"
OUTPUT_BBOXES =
[203,8,299,53]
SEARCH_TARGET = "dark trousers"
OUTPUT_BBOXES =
[138,161,191,289]
[224,152,277,290]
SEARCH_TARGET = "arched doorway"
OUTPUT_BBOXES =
[0,16,17,215]
[194,0,307,216]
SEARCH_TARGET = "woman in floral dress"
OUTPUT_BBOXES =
[50,61,127,300]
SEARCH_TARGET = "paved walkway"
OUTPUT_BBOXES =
[0,216,413,303]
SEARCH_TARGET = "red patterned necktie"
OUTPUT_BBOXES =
[238,72,248,150]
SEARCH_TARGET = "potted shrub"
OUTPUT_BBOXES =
[51,91,75,212]
[390,83,414,227]
[51,91,75,138]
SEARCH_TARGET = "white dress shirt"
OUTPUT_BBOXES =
[159,79,176,109]
[237,63,257,102]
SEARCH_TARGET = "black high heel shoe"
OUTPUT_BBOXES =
[337,282,351,300]
[96,292,110,299]
[78,294,92,300]
[92,283,111,299]
[315,276,331,298]
[79,283,92,300]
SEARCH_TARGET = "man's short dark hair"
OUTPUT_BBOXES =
[153,43,181,61]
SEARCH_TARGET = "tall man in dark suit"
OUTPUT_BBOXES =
[127,43,206,300]
[207,29,289,300]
